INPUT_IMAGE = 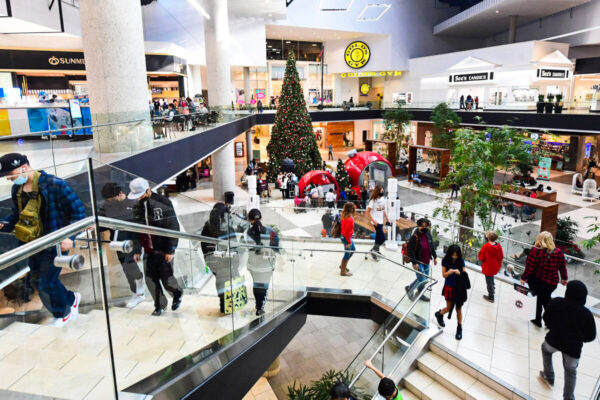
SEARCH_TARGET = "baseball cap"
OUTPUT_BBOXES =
[128,177,150,200]
[0,153,29,178]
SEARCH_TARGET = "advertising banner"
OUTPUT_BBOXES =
[536,157,552,180]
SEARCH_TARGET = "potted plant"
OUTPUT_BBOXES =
[287,370,368,400]
[545,94,555,113]
[554,94,564,114]
[556,217,585,260]
[536,94,545,113]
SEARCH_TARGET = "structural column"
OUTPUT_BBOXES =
[204,0,236,201]
[188,64,203,98]
[79,0,152,153]
[246,129,253,164]
[508,15,518,43]
[243,66,251,106]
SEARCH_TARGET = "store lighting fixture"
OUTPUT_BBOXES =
[495,10,500,13]
[286,41,291,43]
[357,3,391,21]
[319,0,354,11]
[185,0,210,19]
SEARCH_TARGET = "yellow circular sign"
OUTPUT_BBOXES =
[345,41,370,69]
[360,83,371,95]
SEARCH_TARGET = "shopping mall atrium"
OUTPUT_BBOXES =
[1,0,600,399]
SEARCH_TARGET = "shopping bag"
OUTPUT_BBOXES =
[223,276,248,314]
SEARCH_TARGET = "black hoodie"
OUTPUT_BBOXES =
[543,280,596,359]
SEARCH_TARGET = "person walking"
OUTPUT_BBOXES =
[406,218,437,302]
[361,186,369,210]
[459,94,465,109]
[363,360,404,400]
[479,231,504,303]
[99,182,145,308]
[521,231,568,328]
[339,202,355,277]
[325,188,336,208]
[538,280,596,400]
[434,245,469,340]
[474,96,479,109]
[129,178,183,316]
[0,153,85,327]
[328,144,334,160]
[257,100,263,113]
[366,185,388,261]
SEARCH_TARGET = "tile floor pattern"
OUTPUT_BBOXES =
[243,377,279,400]
[267,315,379,400]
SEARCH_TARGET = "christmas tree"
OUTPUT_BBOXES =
[267,50,322,181]
[335,159,351,191]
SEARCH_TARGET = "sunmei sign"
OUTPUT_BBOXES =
[537,68,569,80]
[449,72,493,83]
[341,71,402,78]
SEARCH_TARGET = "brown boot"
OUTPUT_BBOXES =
[340,259,353,276]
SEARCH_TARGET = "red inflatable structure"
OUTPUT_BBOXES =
[297,170,339,197]
[344,151,393,188]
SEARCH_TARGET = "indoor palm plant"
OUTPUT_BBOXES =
[554,94,564,114]
[556,217,585,260]
[545,94,555,113]
[536,94,545,113]
[287,370,369,400]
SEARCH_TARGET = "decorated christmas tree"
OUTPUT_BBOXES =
[335,159,351,191]
[267,50,322,181]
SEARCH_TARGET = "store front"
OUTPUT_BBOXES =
[572,74,600,111]
[334,70,403,107]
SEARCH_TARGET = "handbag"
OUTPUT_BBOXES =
[331,221,341,238]
[14,171,43,243]
[223,276,248,314]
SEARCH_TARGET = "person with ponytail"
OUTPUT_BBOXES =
[366,184,389,261]
[339,202,356,277]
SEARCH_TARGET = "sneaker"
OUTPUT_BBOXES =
[370,250,378,261]
[171,295,182,311]
[70,292,81,320]
[50,312,73,328]
[530,319,542,328]
[126,294,145,308]
[483,295,495,303]
[435,311,445,328]
[420,295,430,302]
[539,371,554,387]
[256,309,265,316]
[152,306,167,316]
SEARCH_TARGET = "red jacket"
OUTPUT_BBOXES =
[479,242,504,276]
[341,216,354,243]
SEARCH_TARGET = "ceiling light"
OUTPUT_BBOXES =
[357,3,391,21]
[286,41,291,43]
[184,0,210,19]
[495,10,499,13]
[268,45,272,48]
[312,43,318,46]
[319,0,354,11]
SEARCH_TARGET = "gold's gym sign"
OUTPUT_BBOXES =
[341,71,403,78]
[344,41,370,69]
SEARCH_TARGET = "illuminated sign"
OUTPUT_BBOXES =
[341,71,402,78]
[449,72,493,83]
[537,68,569,79]
[360,83,370,95]
[344,41,370,69]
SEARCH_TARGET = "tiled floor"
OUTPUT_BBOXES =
[243,377,278,400]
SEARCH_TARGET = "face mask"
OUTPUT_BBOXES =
[13,170,27,186]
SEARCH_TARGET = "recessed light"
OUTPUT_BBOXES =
[495,10,499,13]
[312,43,318,46]
[268,45,272,48]
[286,41,291,43]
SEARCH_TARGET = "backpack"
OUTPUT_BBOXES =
[14,171,43,243]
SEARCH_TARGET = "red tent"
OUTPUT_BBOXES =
[297,170,339,198]
[344,151,393,187]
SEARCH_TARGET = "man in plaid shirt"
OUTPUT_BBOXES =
[0,153,86,327]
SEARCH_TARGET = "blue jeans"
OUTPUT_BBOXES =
[341,237,355,260]
[29,248,75,318]
[408,263,430,295]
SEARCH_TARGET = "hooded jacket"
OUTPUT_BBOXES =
[478,242,504,276]
[543,280,596,359]
[133,192,179,255]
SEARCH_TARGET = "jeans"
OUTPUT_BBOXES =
[144,252,182,310]
[374,223,386,246]
[542,341,579,400]
[408,263,430,296]
[29,248,75,318]
[485,275,495,299]
[532,278,556,323]
[341,237,355,260]
[328,152,333,160]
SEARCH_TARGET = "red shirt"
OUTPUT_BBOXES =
[341,216,354,243]
[522,246,568,286]
[478,242,504,276]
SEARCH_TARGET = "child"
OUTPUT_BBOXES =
[330,382,352,400]
[479,231,504,303]
[364,360,403,399]
[434,245,468,340]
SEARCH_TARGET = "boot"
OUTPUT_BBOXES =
[435,310,445,328]
[340,259,352,276]
[455,324,462,340]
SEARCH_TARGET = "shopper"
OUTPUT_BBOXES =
[479,231,504,303]
[330,382,352,400]
[322,209,334,237]
[406,218,437,302]
[366,185,389,261]
[434,245,468,340]
[257,100,263,113]
[246,209,278,316]
[459,95,465,109]
[339,202,355,277]
[474,96,479,109]
[521,231,568,328]
[0,153,84,327]
[129,178,183,316]
[466,94,473,110]
[363,360,403,400]
[325,188,336,208]
[539,280,596,400]
[328,144,334,160]
[361,185,369,210]
[99,182,145,308]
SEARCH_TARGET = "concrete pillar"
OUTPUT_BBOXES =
[204,0,235,200]
[243,67,251,105]
[246,129,253,164]
[508,15,518,43]
[188,64,203,98]
[79,0,152,153]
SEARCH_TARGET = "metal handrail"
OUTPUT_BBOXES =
[592,375,600,400]
[0,118,146,140]
[348,280,437,388]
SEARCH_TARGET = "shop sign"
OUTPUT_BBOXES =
[537,68,569,79]
[536,157,552,180]
[340,71,402,78]
[449,71,493,83]
[360,83,371,95]
[344,41,370,69]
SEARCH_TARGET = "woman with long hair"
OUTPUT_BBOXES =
[434,244,467,340]
[521,231,568,327]
[366,184,388,261]
[340,202,356,276]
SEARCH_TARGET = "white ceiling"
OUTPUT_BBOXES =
[265,24,382,41]
[434,0,591,37]
[228,0,287,19]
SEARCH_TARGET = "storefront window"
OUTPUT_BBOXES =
[512,88,537,103]
[266,39,283,60]
[299,42,322,62]
[283,40,299,59]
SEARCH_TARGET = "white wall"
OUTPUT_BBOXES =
[229,20,267,67]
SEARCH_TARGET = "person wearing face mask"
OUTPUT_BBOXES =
[434,245,468,340]
[129,178,182,316]
[366,185,389,261]
[405,218,437,302]
[98,182,145,308]
[0,153,85,327]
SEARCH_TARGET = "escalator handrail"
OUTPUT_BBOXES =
[348,279,438,389]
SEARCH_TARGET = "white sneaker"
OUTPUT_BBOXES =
[50,312,73,327]
[126,294,146,308]
[70,292,81,321]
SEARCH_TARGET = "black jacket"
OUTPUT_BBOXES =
[133,192,179,255]
[543,280,596,359]
[449,271,470,318]
[98,198,137,242]
[407,229,437,265]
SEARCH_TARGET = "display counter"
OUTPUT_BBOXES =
[0,103,92,136]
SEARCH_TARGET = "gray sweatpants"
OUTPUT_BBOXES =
[542,341,579,400]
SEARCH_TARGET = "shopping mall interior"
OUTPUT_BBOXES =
[1,0,600,399]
